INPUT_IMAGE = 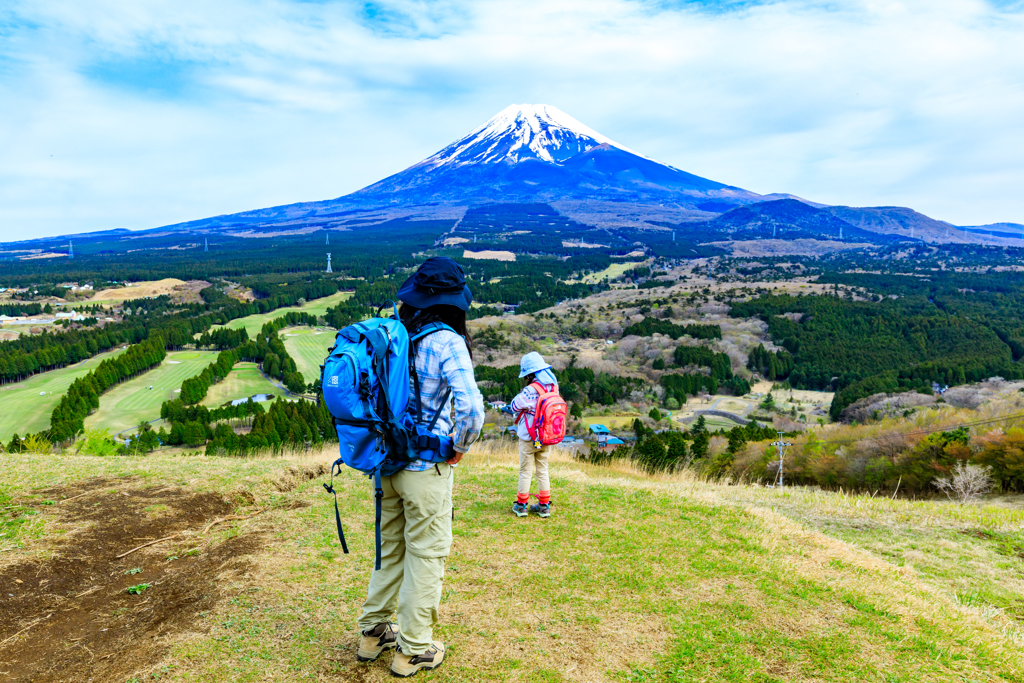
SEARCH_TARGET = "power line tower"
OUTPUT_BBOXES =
[769,431,792,488]
[325,253,332,273]
[68,240,74,259]
[326,232,330,245]
[204,237,208,252]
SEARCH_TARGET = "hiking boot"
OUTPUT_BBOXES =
[530,503,551,518]
[391,641,445,678]
[512,501,529,517]
[357,621,399,662]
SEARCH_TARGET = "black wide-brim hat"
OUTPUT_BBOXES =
[397,256,473,311]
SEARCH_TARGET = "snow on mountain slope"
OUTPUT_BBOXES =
[419,104,644,168]
[348,103,754,206]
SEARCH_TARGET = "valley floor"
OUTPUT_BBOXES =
[2,445,1022,682]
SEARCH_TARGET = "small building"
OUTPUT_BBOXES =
[597,435,625,449]
[488,401,508,410]
[588,424,611,436]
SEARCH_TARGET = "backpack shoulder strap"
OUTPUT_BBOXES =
[408,322,456,424]
[523,382,547,440]
[409,322,455,344]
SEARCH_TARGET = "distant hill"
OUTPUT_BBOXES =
[706,199,889,243]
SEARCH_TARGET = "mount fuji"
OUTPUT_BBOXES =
[345,104,760,208]
[139,104,1019,245]
[170,104,775,234]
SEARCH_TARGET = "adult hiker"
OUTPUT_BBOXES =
[510,352,566,518]
[356,256,485,678]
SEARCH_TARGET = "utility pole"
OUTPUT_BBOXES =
[770,431,792,488]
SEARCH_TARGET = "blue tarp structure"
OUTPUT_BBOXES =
[588,424,611,435]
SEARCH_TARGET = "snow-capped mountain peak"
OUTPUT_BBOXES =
[421,103,640,169]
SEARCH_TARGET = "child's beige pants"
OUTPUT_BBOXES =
[358,463,453,655]
[518,440,550,495]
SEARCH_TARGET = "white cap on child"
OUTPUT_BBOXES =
[519,352,551,378]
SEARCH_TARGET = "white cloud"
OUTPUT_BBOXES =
[1,0,1023,241]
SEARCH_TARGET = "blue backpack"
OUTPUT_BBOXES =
[320,302,455,569]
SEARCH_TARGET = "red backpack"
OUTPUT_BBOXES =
[518,383,568,446]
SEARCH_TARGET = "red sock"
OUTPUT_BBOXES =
[517,493,529,504]
[538,490,550,505]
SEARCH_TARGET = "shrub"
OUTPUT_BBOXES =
[974,428,1024,492]
[934,462,994,503]
[76,429,119,457]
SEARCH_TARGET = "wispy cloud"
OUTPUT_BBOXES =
[2,0,1023,241]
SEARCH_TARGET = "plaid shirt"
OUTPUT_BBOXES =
[405,329,485,472]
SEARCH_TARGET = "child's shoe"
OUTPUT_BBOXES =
[530,503,551,518]
[512,501,529,517]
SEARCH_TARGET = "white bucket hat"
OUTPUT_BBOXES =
[519,351,551,378]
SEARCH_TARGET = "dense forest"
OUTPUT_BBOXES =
[0,302,43,316]
[621,318,722,341]
[729,291,1024,419]
[746,344,794,381]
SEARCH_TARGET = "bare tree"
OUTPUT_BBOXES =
[933,462,994,504]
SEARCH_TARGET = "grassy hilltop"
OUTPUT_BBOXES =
[2,444,1022,682]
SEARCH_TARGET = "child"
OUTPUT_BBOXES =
[510,352,559,518]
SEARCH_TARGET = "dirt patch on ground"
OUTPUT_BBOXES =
[0,478,262,682]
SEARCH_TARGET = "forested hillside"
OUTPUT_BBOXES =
[730,272,1024,419]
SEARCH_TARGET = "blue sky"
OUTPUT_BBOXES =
[2,0,1023,241]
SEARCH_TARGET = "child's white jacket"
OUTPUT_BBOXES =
[510,382,557,441]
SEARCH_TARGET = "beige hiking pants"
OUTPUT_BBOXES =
[518,440,550,496]
[358,463,454,655]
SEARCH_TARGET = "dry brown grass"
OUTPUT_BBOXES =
[88,278,211,303]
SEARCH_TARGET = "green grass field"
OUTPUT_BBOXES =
[209,291,351,339]
[84,350,219,435]
[2,444,1023,681]
[281,326,336,383]
[199,362,286,408]
[0,346,130,441]
[581,414,641,430]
